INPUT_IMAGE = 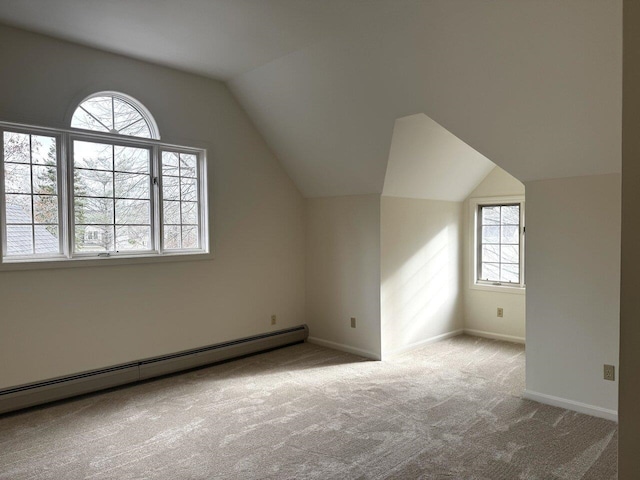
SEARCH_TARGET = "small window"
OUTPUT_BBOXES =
[71,92,158,139]
[476,202,524,287]
[1,92,209,268]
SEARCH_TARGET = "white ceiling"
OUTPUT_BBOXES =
[383,114,495,202]
[0,1,622,198]
[0,0,401,80]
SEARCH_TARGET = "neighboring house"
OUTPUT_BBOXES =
[5,203,58,256]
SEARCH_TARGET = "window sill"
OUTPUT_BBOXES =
[470,282,526,295]
[0,250,214,272]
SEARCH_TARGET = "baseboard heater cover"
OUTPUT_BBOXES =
[0,324,308,415]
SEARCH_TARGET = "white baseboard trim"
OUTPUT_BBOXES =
[464,329,525,344]
[383,329,464,358]
[307,337,381,360]
[523,390,618,422]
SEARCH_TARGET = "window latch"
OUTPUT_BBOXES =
[98,252,111,258]
[153,177,159,185]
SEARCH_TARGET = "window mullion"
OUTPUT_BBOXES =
[152,145,160,254]
[65,133,75,258]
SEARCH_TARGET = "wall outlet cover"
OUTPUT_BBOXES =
[604,364,615,381]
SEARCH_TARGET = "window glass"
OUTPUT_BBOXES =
[71,94,153,139]
[478,204,521,284]
[3,132,60,256]
[73,140,152,253]
[162,151,200,250]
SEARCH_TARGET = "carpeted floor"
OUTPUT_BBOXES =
[0,335,617,479]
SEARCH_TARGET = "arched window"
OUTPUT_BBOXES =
[71,92,159,139]
[0,91,209,266]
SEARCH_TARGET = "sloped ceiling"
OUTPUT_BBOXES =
[0,1,622,198]
[383,114,495,202]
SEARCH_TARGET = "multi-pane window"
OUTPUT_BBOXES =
[72,140,152,253]
[1,92,208,265]
[71,93,156,139]
[162,152,200,250]
[477,203,523,285]
[3,132,60,257]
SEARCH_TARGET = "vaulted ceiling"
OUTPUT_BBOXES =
[0,0,622,198]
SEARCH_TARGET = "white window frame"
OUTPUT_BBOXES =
[469,195,525,294]
[0,120,210,271]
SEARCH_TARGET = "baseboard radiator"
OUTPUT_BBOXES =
[0,324,309,415]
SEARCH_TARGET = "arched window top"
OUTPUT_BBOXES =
[71,92,159,139]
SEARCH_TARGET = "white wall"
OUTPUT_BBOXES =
[383,114,494,202]
[463,167,526,342]
[305,195,381,359]
[381,197,463,356]
[0,25,306,389]
[525,174,620,417]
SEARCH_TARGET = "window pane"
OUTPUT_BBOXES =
[182,226,198,249]
[116,225,151,251]
[182,201,198,225]
[113,99,142,132]
[71,95,154,139]
[481,263,499,281]
[501,264,520,283]
[482,226,499,244]
[501,244,519,263]
[4,132,30,163]
[114,146,149,173]
[162,152,179,176]
[163,200,180,224]
[71,108,110,133]
[5,194,32,223]
[501,205,519,224]
[76,169,113,197]
[501,225,519,244]
[115,199,150,225]
[80,96,113,131]
[75,197,113,225]
[481,206,500,225]
[6,225,33,255]
[33,195,58,224]
[34,225,59,254]
[181,178,197,202]
[481,244,499,263]
[32,165,57,194]
[113,99,151,138]
[119,119,151,138]
[75,225,114,252]
[115,172,149,199]
[4,163,31,193]
[163,225,181,249]
[180,154,197,177]
[74,141,113,171]
[162,176,180,200]
[31,135,56,165]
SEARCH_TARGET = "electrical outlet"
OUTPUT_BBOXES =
[604,364,615,381]
[271,314,277,326]
[350,317,356,328]
[497,308,504,318]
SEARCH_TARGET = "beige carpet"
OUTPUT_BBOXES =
[0,335,617,479]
